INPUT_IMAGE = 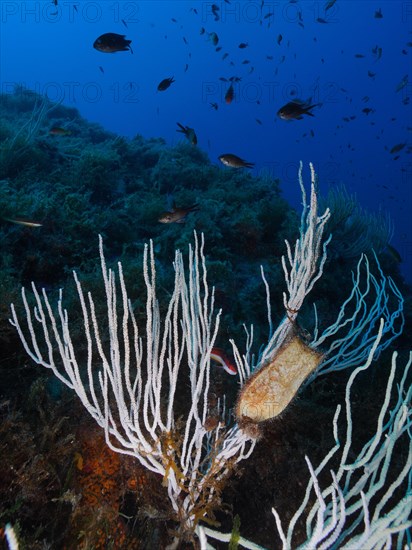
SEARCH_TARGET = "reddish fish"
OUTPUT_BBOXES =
[49,126,71,136]
[210,347,237,375]
[225,83,235,104]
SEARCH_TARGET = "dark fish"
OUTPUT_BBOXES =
[93,33,132,53]
[389,143,406,154]
[324,0,337,11]
[374,8,383,18]
[98,66,104,74]
[157,77,175,91]
[218,154,254,168]
[3,217,43,228]
[354,53,365,58]
[210,102,219,110]
[277,99,320,120]
[372,45,382,60]
[176,122,197,145]
[362,107,375,115]
[208,32,219,46]
[238,42,248,48]
[316,17,328,23]
[277,34,282,45]
[121,18,128,28]
[225,83,235,104]
[395,74,408,92]
[158,204,199,224]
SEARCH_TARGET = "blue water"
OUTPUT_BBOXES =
[1,0,411,282]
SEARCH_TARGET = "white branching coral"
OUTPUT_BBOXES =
[198,322,412,549]
[9,163,406,547]
[9,232,255,541]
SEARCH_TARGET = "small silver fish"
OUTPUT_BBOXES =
[3,217,43,227]
[158,204,199,224]
[218,154,254,168]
